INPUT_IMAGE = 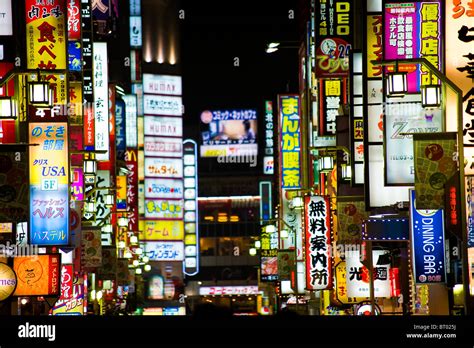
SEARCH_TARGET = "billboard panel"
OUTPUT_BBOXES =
[305,196,332,290]
[144,116,182,138]
[410,189,446,284]
[145,199,183,219]
[278,95,301,189]
[144,178,183,199]
[144,136,183,158]
[93,42,109,160]
[145,241,184,261]
[13,255,60,296]
[29,123,69,245]
[143,74,182,95]
[26,0,67,69]
[143,95,183,116]
[140,220,184,241]
[144,157,183,178]
[200,109,258,157]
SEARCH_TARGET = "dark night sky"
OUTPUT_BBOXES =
[181,0,300,142]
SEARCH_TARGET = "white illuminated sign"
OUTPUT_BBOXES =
[123,94,138,148]
[144,157,183,178]
[129,16,142,47]
[199,286,260,296]
[93,42,109,160]
[144,178,184,199]
[144,136,183,158]
[0,0,12,36]
[143,74,182,96]
[144,116,183,137]
[145,241,184,261]
[144,95,183,116]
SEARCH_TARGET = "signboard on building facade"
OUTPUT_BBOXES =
[29,123,69,246]
[144,178,183,200]
[409,189,446,284]
[183,140,199,276]
[385,101,443,184]
[278,95,301,189]
[319,79,346,136]
[263,101,274,174]
[144,157,183,178]
[315,0,352,78]
[445,0,474,175]
[92,42,109,160]
[200,109,258,157]
[384,1,442,92]
[305,196,332,290]
[52,274,85,315]
[260,226,278,282]
[139,220,184,241]
[144,95,183,116]
[0,263,16,301]
[413,132,457,210]
[145,241,184,261]
[144,136,183,158]
[0,0,13,36]
[13,254,60,296]
[26,0,67,69]
[143,74,182,96]
[144,116,183,138]
[346,249,391,298]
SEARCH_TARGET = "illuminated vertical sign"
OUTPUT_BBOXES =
[315,0,352,78]
[260,226,278,282]
[409,189,446,283]
[259,181,272,223]
[305,196,332,290]
[319,79,346,136]
[278,95,301,189]
[26,0,67,69]
[29,123,69,245]
[130,16,142,47]
[351,51,364,184]
[115,98,126,160]
[183,140,199,276]
[123,94,137,148]
[446,0,474,174]
[67,0,81,40]
[0,0,13,36]
[263,101,274,175]
[93,42,109,160]
[125,149,138,233]
[384,1,442,92]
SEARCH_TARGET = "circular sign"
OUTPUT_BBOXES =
[356,302,381,316]
[0,263,17,301]
[424,144,444,161]
[200,110,213,124]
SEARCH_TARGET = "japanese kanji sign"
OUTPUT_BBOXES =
[278,95,301,189]
[29,122,69,246]
[319,79,346,136]
[345,249,391,298]
[144,241,184,261]
[445,0,474,174]
[384,1,443,92]
[26,0,67,70]
[67,0,81,40]
[260,225,279,282]
[305,196,332,290]
[315,0,353,77]
[93,42,109,160]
